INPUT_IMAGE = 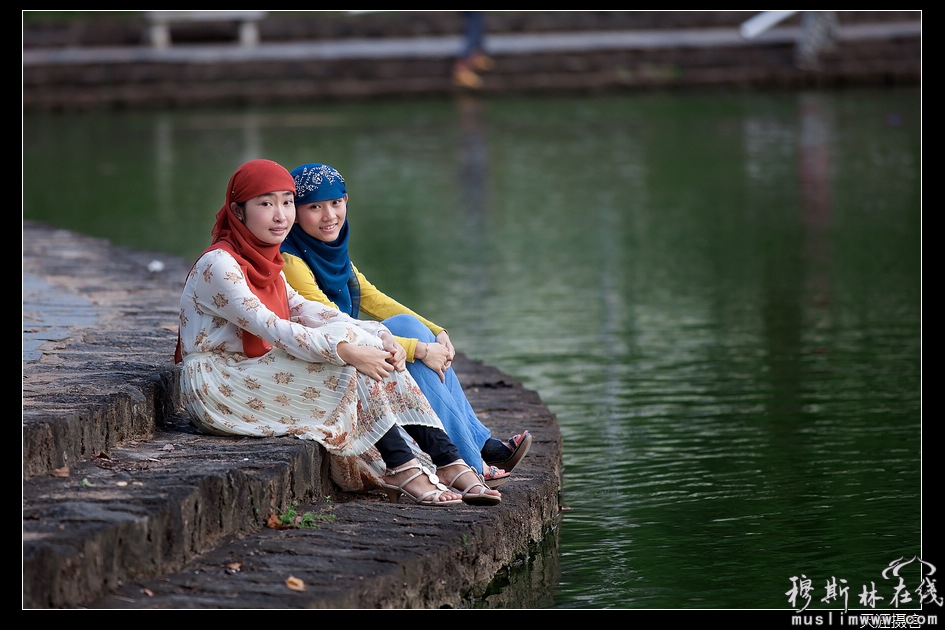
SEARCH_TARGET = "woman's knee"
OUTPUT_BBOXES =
[383,314,433,341]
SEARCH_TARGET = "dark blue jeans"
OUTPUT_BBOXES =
[460,11,485,58]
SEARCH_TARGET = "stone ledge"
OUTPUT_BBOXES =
[22,220,563,609]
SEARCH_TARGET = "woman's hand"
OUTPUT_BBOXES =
[380,332,407,371]
[337,341,395,382]
[436,331,455,364]
[420,340,452,383]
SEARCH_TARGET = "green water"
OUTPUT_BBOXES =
[23,88,924,610]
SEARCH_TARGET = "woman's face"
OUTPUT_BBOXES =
[295,195,348,243]
[233,191,296,245]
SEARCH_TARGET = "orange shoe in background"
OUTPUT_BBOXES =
[452,61,482,88]
[470,53,495,72]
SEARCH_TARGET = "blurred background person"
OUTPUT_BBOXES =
[453,11,494,88]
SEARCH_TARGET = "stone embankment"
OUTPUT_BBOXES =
[23,220,562,609]
[22,11,920,112]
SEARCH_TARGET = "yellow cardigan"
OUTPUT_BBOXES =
[282,252,445,362]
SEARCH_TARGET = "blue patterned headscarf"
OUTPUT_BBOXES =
[281,163,360,317]
[292,163,347,206]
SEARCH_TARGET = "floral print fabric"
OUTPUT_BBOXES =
[178,248,440,490]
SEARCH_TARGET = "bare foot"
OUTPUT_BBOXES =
[481,459,506,477]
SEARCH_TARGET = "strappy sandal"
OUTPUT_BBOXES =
[481,431,532,472]
[378,461,462,507]
[437,460,501,506]
[482,464,511,489]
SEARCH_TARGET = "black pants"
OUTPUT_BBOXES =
[375,425,461,470]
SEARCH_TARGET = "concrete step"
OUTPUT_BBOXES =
[22,220,562,608]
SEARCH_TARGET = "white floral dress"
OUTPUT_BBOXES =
[178,249,440,491]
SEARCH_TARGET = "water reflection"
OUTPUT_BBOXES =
[472,524,562,609]
[798,92,833,312]
[22,88,922,609]
[456,94,491,346]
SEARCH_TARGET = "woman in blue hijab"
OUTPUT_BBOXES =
[281,163,531,486]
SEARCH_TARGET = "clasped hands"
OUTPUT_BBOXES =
[338,331,455,383]
[336,332,407,382]
[420,331,454,383]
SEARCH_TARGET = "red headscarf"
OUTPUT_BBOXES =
[175,159,297,362]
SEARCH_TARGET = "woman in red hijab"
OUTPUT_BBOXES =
[176,159,500,507]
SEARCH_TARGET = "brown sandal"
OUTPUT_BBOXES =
[482,431,532,472]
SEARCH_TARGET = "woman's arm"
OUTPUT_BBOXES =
[282,253,423,359]
[191,250,380,364]
[353,263,458,364]
[286,277,389,338]
[355,264,445,336]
